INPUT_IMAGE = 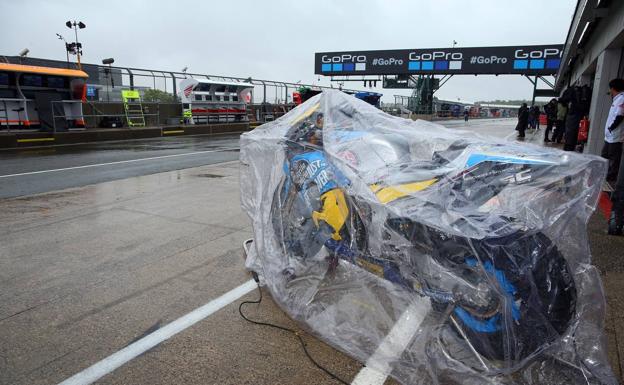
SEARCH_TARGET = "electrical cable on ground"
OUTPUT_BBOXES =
[238,276,350,385]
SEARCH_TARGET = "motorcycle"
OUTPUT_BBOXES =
[241,91,615,384]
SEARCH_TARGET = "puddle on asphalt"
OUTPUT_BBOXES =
[8,189,81,202]
[194,173,225,178]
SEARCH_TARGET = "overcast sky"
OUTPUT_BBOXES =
[0,0,575,102]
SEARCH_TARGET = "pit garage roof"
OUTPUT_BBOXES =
[555,0,622,90]
[0,63,89,78]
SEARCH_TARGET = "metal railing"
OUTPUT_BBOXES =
[247,103,296,123]
[49,100,252,131]
[0,100,11,133]
[51,100,161,132]
[96,65,365,106]
[0,64,371,132]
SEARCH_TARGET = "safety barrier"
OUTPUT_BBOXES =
[47,101,158,132]
[49,101,251,132]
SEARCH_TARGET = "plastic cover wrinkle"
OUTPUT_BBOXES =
[240,90,617,385]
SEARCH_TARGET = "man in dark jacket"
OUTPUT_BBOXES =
[561,85,592,151]
[516,103,529,138]
[529,105,540,130]
[543,99,557,142]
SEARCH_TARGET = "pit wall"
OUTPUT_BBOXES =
[0,123,249,149]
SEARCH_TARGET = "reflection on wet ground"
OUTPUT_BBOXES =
[0,134,241,198]
[0,160,368,385]
[0,134,238,158]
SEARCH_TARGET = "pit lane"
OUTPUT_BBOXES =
[0,120,621,385]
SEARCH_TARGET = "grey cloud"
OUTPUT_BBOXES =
[0,0,574,102]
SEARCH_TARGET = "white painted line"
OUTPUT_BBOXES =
[351,367,388,385]
[58,279,257,385]
[0,148,239,179]
[351,298,431,385]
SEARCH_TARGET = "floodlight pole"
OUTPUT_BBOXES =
[101,58,115,102]
[73,24,82,70]
[66,20,85,70]
[105,65,112,102]
[56,34,70,68]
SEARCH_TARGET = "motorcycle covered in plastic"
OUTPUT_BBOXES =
[240,90,617,385]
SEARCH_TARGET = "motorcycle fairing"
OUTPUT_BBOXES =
[464,153,558,168]
[240,90,616,385]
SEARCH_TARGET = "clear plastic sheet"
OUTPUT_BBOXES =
[240,90,617,385]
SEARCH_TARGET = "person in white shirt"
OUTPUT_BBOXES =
[602,79,624,182]
[605,78,624,235]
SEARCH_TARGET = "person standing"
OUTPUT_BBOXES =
[606,79,624,235]
[528,105,536,130]
[543,99,557,142]
[602,79,624,182]
[516,103,529,138]
[560,87,580,151]
[553,99,568,144]
[463,109,469,122]
[531,105,541,130]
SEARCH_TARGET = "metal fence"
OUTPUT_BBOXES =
[41,99,301,132]
[96,65,363,105]
[51,101,162,131]
[1,63,369,132]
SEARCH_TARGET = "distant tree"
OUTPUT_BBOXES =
[142,89,176,103]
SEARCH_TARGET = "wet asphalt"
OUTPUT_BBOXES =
[0,134,241,198]
[0,120,622,385]
[0,120,515,200]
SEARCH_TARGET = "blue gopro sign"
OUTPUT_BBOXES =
[315,44,563,76]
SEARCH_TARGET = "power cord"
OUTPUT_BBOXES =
[238,277,350,385]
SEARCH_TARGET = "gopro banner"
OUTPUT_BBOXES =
[315,44,563,76]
